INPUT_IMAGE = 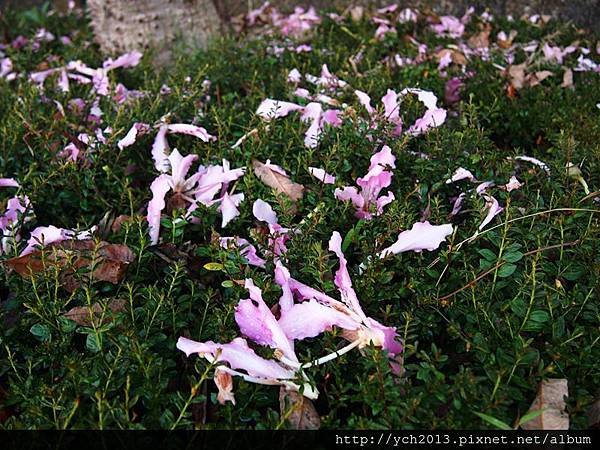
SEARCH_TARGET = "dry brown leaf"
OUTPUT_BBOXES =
[521,379,569,430]
[508,63,527,90]
[2,240,135,291]
[528,70,553,87]
[468,25,491,49]
[252,159,304,202]
[63,299,127,327]
[279,387,321,430]
[561,68,574,88]
[435,49,467,66]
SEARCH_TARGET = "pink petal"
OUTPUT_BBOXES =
[152,126,170,172]
[166,123,216,142]
[450,193,466,216]
[308,167,335,184]
[328,231,368,320]
[505,176,523,192]
[117,122,149,150]
[219,192,244,228]
[381,89,399,122]
[235,279,297,361]
[287,68,302,83]
[446,167,476,184]
[479,195,504,230]
[476,181,494,195]
[103,51,142,71]
[256,99,303,120]
[355,90,375,115]
[0,178,19,188]
[253,199,278,225]
[363,318,403,356]
[379,221,453,257]
[278,299,360,340]
[167,149,198,189]
[177,337,295,380]
[334,186,364,210]
[147,174,171,245]
[322,109,342,127]
[20,225,73,256]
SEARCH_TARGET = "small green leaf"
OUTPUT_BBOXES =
[478,249,496,261]
[221,280,234,288]
[503,251,524,263]
[473,411,512,430]
[86,334,101,353]
[203,262,224,271]
[497,263,517,278]
[30,323,51,342]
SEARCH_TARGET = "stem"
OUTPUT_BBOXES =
[278,338,362,370]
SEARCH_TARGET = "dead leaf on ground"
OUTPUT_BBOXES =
[435,49,467,66]
[508,64,553,90]
[528,70,553,87]
[2,240,135,292]
[521,379,569,430]
[468,24,491,49]
[279,387,321,430]
[63,299,127,327]
[561,68,573,88]
[252,159,304,202]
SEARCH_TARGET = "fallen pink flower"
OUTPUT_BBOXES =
[379,221,453,258]
[335,145,396,220]
[147,150,245,244]
[0,178,20,188]
[275,232,403,359]
[1,195,32,255]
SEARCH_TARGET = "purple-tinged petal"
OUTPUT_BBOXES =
[363,318,402,356]
[118,122,150,150]
[308,167,335,184]
[103,51,142,71]
[446,167,476,184]
[253,199,278,225]
[147,174,171,245]
[152,126,170,172]
[177,336,295,380]
[20,225,68,256]
[504,176,523,192]
[256,99,303,121]
[235,279,297,361]
[334,186,364,210]
[479,195,504,230]
[379,221,453,257]
[278,300,360,340]
[328,232,367,320]
[381,89,399,123]
[166,123,216,142]
[287,68,302,83]
[355,90,374,115]
[219,192,244,228]
[476,181,494,195]
[322,109,342,127]
[450,193,466,216]
[167,149,198,190]
[0,178,19,188]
